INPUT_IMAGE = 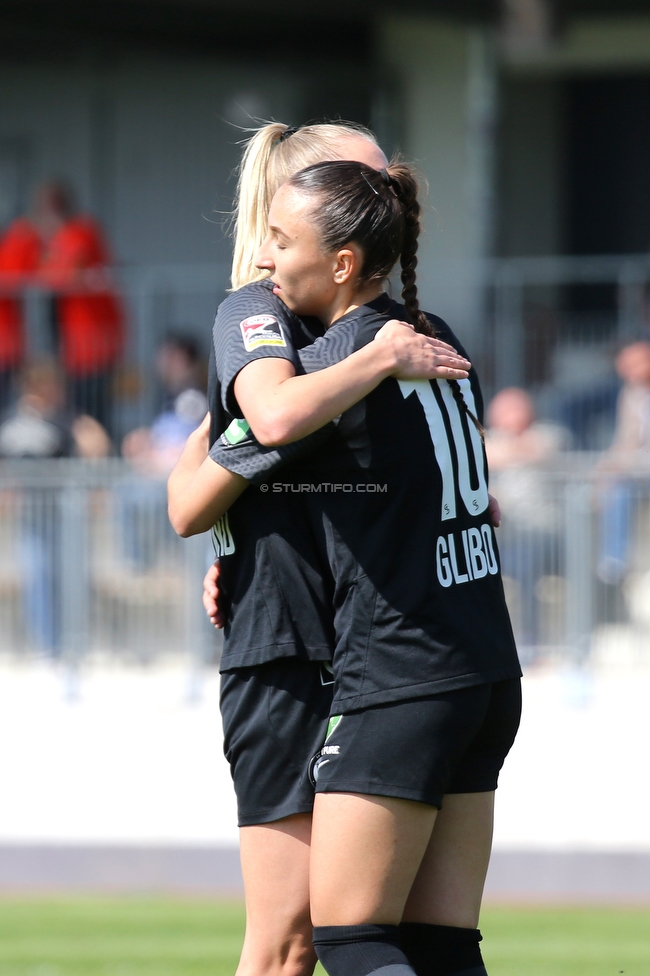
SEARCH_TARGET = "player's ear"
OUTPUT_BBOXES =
[333,246,361,286]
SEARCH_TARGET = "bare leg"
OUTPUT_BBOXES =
[237,813,317,976]
[402,792,494,928]
[310,793,438,926]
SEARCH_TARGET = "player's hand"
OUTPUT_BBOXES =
[374,320,471,380]
[488,493,501,528]
[202,560,226,629]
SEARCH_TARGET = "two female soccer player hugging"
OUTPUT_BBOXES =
[168,121,520,976]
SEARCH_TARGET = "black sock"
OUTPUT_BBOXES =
[399,923,487,976]
[313,924,417,976]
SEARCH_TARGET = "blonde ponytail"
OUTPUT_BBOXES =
[231,122,287,291]
[230,120,379,290]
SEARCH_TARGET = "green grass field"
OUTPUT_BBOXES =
[0,899,648,976]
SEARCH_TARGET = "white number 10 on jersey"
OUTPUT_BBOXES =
[398,378,489,521]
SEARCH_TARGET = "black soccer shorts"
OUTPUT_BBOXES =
[220,657,334,826]
[311,678,522,809]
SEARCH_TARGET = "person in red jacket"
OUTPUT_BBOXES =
[37,182,125,432]
[0,181,125,427]
[0,215,41,410]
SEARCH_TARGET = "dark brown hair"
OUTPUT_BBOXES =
[287,161,428,328]
[286,160,483,435]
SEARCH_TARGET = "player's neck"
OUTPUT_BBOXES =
[325,282,385,328]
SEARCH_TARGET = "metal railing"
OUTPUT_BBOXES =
[2,457,650,672]
[0,460,219,677]
[7,262,230,436]
[487,253,650,391]
[492,456,650,670]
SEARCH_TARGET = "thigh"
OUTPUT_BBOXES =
[402,680,521,928]
[310,792,437,927]
[403,791,494,929]
[308,688,507,927]
[238,813,317,976]
[221,658,333,826]
[239,814,313,934]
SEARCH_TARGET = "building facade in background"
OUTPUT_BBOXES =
[0,0,649,426]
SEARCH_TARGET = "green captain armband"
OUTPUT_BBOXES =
[223,418,251,445]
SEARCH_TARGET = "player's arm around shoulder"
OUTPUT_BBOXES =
[235,319,471,448]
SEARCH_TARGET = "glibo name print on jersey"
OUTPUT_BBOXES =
[436,523,498,587]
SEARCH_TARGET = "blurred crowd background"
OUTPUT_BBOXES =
[2,0,650,673]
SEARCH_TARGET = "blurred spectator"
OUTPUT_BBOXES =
[119,334,207,570]
[0,358,111,460]
[0,180,125,430]
[122,334,207,476]
[486,387,568,468]
[36,181,125,433]
[557,377,620,452]
[597,340,650,584]
[600,341,650,465]
[486,387,569,657]
[0,211,41,411]
[0,359,110,654]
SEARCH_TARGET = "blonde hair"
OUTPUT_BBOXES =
[230,121,379,290]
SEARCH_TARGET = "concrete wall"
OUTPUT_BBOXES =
[1,661,649,899]
[376,16,497,353]
[0,54,298,268]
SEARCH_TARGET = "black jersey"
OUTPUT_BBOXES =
[207,280,334,670]
[210,293,521,712]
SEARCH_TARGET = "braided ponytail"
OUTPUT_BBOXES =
[385,165,484,439]
[448,377,484,439]
[382,165,432,338]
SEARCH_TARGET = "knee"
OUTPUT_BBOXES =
[280,936,318,976]
[237,927,317,976]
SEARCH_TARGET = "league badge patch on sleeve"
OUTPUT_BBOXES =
[240,315,286,351]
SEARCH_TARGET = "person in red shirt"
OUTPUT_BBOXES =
[0,215,41,410]
[37,182,125,432]
[0,181,125,427]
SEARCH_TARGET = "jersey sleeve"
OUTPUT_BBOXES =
[294,319,359,372]
[212,282,306,417]
[208,419,333,484]
[208,314,362,482]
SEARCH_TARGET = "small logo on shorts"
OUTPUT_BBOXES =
[309,715,343,787]
[308,751,331,786]
[240,315,286,351]
[308,743,341,786]
[325,715,342,741]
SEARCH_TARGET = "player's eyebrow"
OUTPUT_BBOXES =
[268,223,290,242]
